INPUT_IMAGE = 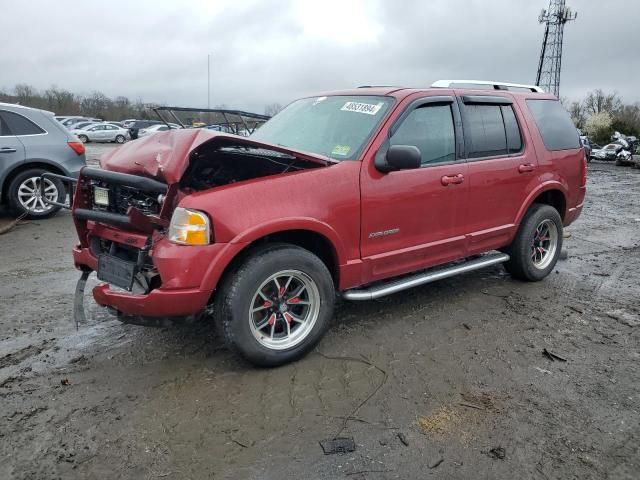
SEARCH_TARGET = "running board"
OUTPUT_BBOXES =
[342,252,510,301]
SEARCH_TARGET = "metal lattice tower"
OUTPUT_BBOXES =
[535,0,577,97]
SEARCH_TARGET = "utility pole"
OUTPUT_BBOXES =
[207,54,211,111]
[535,0,577,97]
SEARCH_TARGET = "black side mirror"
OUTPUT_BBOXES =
[375,145,422,173]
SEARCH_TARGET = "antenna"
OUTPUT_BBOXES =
[535,0,577,97]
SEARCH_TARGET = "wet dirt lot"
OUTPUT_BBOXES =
[1,152,639,480]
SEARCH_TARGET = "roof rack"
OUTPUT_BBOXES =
[431,80,544,93]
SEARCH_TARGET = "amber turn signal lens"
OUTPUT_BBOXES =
[168,207,211,245]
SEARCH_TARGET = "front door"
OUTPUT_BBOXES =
[360,96,468,282]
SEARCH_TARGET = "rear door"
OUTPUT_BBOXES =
[360,95,469,281]
[458,95,538,254]
[0,111,27,184]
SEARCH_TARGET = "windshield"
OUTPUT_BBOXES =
[251,95,393,160]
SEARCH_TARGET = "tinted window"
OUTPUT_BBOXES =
[465,105,507,158]
[0,110,45,135]
[0,115,11,136]
[390,104,456,165]
[526,99,580,150]
[501,106,523,153]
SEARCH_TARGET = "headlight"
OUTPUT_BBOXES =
[168,207,211,245]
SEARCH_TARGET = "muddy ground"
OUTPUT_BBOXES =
[1,150,639,479]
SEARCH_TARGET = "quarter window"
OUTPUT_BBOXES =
[390,104,456,165]
[526,99,580,150]
[0,110,45,136]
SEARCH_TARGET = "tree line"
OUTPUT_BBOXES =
[0,84,157,120]
[0,84,283,121]
[566,89,640,144]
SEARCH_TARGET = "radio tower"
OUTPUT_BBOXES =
[535,0,577,97]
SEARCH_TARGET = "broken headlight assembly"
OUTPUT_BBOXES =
[168,207,211,245]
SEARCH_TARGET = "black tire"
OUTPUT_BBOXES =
[78,134,89,144]
[115,135,126,144]
[7,168,64,219]
[503,204,563,282]
[215,243,335,367]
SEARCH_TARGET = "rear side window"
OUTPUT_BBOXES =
[464,105,507,158]
[526,99,580,150]
[501,106,523,153]
[0,110,46,136]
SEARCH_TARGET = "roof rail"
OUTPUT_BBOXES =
[431,80,544,93]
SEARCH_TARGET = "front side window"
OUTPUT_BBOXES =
[390,104,456,165]
[0,110,45,136]
[251,95,394,160]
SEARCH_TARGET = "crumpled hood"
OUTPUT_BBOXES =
[99,129,334,185]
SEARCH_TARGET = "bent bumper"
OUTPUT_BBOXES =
[73,237,249,318]
[92,283,212,317]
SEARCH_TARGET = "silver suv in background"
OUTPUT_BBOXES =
[0,103,87,218]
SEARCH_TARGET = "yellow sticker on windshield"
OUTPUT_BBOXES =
[331,145,351,156]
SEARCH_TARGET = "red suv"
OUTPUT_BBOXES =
[68,81,586,366]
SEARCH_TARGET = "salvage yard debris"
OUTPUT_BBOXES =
[319,437,356,455]
[542,348,568,362]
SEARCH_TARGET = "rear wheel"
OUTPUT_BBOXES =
[504,204,563,281]
[215,244,335,367]
[7,168,64,219]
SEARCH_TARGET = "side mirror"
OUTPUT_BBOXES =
[375,145,422,173]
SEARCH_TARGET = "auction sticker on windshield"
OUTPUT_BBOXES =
[341,101,384,115]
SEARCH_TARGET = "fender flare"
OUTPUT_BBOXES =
[200,217,347,294]
[514,180,569,225]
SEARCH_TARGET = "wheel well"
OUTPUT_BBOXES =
[533,189,566,220]
[219,230,340,289]
[1,162,65,203]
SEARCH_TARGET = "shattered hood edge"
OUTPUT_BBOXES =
[99,129,335,185]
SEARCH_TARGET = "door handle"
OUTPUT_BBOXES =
[518,163,535,173]
[441,174,465,186]
[0,147,17,153]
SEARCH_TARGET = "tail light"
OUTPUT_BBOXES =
[68,141,85,156]
[580,151,587,187]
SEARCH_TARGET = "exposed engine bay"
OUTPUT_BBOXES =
[180,142,327,191]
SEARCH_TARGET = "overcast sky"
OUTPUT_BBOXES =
[1,0,637,112]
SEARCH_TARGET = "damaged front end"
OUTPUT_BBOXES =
[63,130,331,326]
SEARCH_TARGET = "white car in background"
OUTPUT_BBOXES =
[137,123,180,138]
[70,123,130,144]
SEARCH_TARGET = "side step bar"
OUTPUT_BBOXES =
[342,252,510,301]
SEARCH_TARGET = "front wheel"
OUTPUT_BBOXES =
[115,135,126,144]
[215,244,335,367]
[78,134,89,144]
[504,204,563,281]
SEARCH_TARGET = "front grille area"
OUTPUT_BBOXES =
[91,181,161,216]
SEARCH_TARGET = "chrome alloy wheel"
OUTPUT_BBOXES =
[249,269,321,350]
[531,219,558,270]
[17,176,58,213]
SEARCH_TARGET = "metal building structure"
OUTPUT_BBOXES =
[535,0,577,97]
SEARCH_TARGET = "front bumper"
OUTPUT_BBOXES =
[73,234,248,318]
